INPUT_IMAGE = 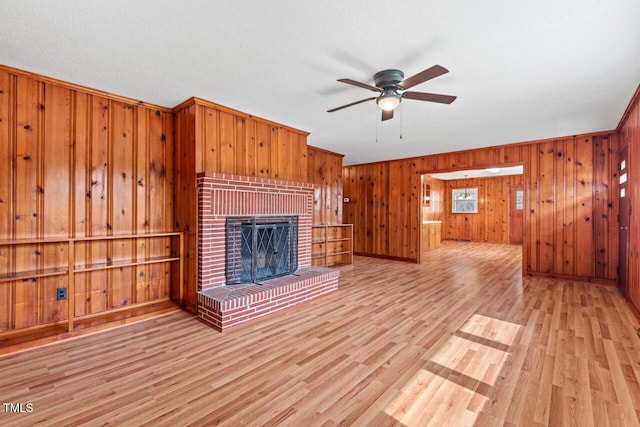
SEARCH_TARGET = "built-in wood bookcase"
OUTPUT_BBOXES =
[311,225,353,267]
[0,65,179,339]
[0,233,184,334]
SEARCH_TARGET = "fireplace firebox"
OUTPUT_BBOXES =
[225,216,298,285]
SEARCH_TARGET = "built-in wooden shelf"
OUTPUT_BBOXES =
[311,224,353,267]
[75,256,181,273]
[0,267,69,283]
[0,232,184,334]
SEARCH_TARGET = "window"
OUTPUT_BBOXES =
[515,190,524,210]
[452,188,478,213]
[620,172,628,184]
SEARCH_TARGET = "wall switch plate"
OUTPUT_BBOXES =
[57,287,67,301]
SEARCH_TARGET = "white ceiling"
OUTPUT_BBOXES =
[1,1,638,165]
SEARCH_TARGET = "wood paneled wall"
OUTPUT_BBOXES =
[0,66,175,331]
[618,85,640,314]
[343,132,619,282]
[443,175,523,243]
[421,176,444,222]
[307,146,344,225]
[173,97,311,312]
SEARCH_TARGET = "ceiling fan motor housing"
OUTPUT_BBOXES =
[373,69,404,89]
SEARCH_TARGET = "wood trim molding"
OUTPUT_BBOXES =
[345,130,617,168]
[0,63,173,112]
[353,252,418,263]
[308,144,345,157]
[172,96,310,136]
[526,271,617,287]
[617,83,640,132]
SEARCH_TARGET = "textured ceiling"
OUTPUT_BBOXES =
[1,1,638,165]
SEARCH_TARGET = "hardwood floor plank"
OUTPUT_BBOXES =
[1,241,639,426]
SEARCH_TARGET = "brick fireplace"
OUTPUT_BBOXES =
[196,172,339,331]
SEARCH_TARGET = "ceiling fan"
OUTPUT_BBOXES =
[327,65,456,121]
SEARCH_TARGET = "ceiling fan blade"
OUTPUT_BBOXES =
[327,97,377,112]
[381,109,394,121]
[398,65,449,90]
[337,78,381,92]
[403,91,457,104]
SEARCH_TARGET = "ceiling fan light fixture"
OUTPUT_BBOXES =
[376,89,401,111]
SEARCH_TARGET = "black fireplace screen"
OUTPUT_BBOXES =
[226,216,298,285]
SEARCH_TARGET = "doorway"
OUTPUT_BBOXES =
[418,165,524,263]
[618,147,630,298]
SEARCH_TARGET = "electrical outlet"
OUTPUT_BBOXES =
[56,287,67,301]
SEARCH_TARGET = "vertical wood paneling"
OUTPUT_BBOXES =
[234,116,247,176]
[525,144,538,275]
[537,142,555,273]
[421,176,445,222]
[443,176,522,244]
[255,121,272,178]
[617,86,640,314]
[172,105,197,309]
[172,97,311,311]
[294,131,308,182]
[218,110,237,175]
[111,101,135,309]
[88,96,110,314]
[72,92,89,316]
[277,128,291,180]
[150,109,172,301]
[555,139,566,273]
[135,109,149,303]
[0,65,175,333]
[202,106,219,173]
[14,76,42,328]
[0,70,12,329]
[345,131,619,282]
[343,166,356,228]
[42,84,71,323]
[556,139,574,275]
[575,136,594,278]
[307,146,344,225]
[593,135,618,280]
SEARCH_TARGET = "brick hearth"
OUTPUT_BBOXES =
[198,267,338,331]
[196,172,339,330]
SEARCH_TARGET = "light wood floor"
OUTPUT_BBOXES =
[1,241,639,426]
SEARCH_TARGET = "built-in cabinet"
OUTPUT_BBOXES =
[422,221,442,251]
[311,225,353,267]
